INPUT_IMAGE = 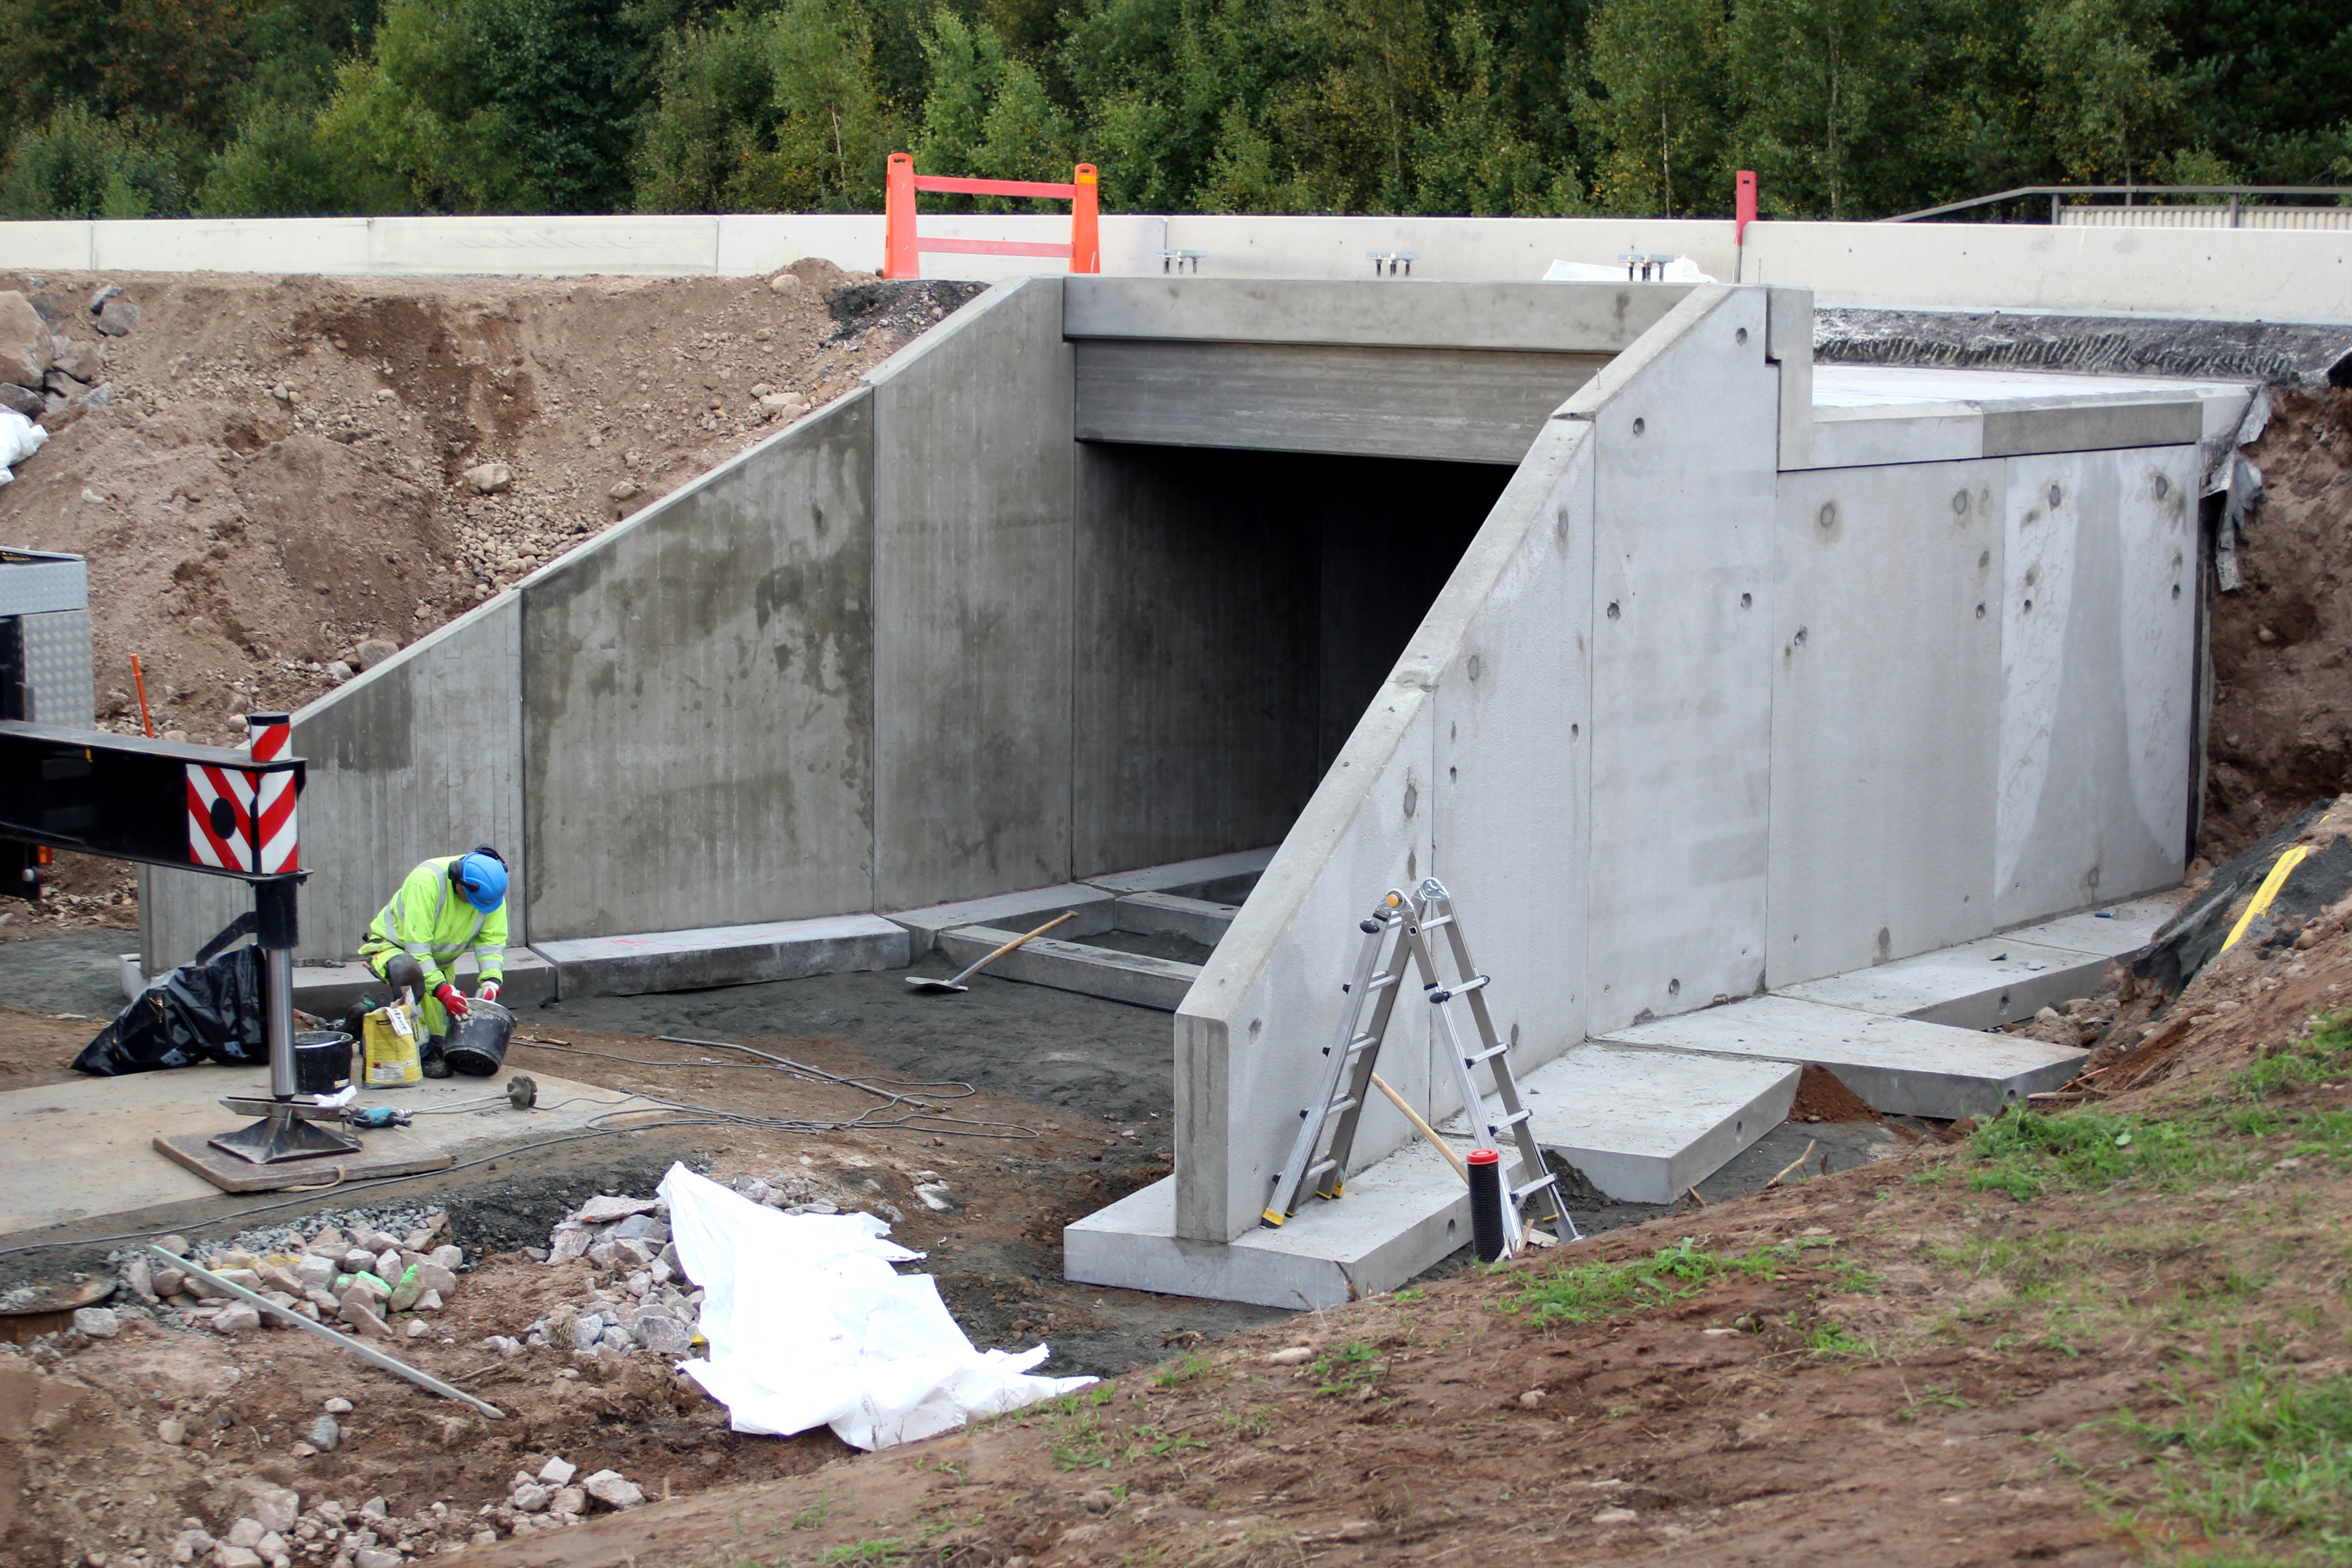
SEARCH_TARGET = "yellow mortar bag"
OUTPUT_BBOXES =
[361,1000,422,1088]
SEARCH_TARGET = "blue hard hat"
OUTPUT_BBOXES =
[456,851,507,912]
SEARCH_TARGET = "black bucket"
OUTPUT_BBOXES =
[444,1000,514,1078]
[293,1029,353,1095]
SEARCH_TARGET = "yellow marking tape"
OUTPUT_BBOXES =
[2221,844,2310,955]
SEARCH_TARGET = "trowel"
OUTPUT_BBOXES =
[906,911,1079,994]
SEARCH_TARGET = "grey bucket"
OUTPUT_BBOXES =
[444,999,515,1078]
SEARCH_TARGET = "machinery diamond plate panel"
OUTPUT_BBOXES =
[21,608,94,728]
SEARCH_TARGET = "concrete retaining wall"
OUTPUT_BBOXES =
[523,392,877,936]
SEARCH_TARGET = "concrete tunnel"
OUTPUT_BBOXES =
[140,276,2254,1307]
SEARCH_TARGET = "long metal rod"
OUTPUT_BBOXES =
[264,947,296,1098]
[153,1247,505,1419]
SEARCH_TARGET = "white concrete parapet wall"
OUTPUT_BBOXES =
[10,213,2349,322]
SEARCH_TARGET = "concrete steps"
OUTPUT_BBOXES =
[1501,1044,1801,1203]
[1601,995,2085,1118]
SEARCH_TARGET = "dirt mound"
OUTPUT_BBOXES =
[2202,387,2352,861]
[1785,1063,1881,1123]
[0,264,974,940]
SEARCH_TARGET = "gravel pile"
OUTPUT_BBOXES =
[117,1213,470,1344]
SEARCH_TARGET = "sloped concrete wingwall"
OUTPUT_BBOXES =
[1171,355,1612,1244]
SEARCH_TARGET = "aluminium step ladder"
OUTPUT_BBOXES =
[1261,878,1578,1251]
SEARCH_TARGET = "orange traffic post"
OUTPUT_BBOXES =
[884,152,919,278]
[1735,169,1758,244]
[1070,164,1100,274]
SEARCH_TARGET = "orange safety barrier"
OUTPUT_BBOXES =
[883,154,1100,279]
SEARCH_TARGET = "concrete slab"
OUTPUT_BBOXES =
[1084,847,1276,904]
[1064,1140,1475,1309]
[0,1065,662,1239]
[1777,936,2108,1030]
[937,926,1200,1012]
[887,885,1113,956]
[1600,995,2085,1118]
[1504,1044,1800,1204]
[534,913,909,998]
[2002,893,2181,958]
[1112,892,1237,947]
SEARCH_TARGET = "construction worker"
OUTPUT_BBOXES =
[358,845,508,1078]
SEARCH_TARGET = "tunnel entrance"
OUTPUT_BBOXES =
[1072,442,1510,881]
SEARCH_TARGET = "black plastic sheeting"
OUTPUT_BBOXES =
[70,916,269,1076]
[2130,801,2343,997]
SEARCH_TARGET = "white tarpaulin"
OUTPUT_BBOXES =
[658,1163,1093,1450]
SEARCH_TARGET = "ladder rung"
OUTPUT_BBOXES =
[1488,1108,1532,1131]
[1344,1034,1377,1056]
[1363,972,1399,992]
[1326,1096,1360,1117]
[1513,1172,1559,1202]
[1420,914,1455,930]
[1467,1043,1509,1066]
[1428,975,1490,1003]
[1305,1156,1338,1181]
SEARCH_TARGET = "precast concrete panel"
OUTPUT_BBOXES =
[92,218,372,274]
[1072,340,1608,464]
[1157,216,1742,287]
[1994,446,2197,924]
[366,216,722,276]
[1071,445,1319,876]
[1064,279,1696,354]
[1583,288,1782,1034]
[1767,461,2004,984]
[523,396,877,939]
[1430,431,1596,1078]
[871,278,1076,908]
[140,594,525,970]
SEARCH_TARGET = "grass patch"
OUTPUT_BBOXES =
[1152,1351,1211,1389]
[1309,1340,1385,1396]
[2130,1358,2352,1562]
[1508,1235,1791,1327]
[1962,1014,2352,1204]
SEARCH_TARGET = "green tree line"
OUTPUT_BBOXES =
[0,0,2345,221]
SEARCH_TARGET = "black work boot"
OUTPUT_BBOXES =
[421,1038,452,1078]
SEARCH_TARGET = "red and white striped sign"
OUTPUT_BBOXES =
[186,764,257,871]
[247,712,298,872]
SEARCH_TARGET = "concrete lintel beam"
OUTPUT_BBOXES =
[1983,397,2205,457]
[1063,278,1695,355]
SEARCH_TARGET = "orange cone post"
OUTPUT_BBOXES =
[880,157,1103,279]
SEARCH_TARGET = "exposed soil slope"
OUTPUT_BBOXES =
[0,265,971,938]
[2203,387,2352,860]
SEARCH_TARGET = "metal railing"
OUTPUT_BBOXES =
[1884,185,2352,225]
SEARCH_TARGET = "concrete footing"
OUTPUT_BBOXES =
[1112,891,1239,946]
[936,926,1201,1010]
[1063,1140,1476,1309]
[1777,936,2110,1029]
[889,885,1114,956]
[1601,995,2086,1118]
[1505,1044,1801,1203]
[288,950,560,1017]
[534,913,910,998]
[1084,847,1276,904]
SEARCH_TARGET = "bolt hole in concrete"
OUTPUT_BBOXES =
[1735,327,1748,345]
[1606,602,1621,620]
[1952,490,1970,514]
[1740,592,1752,609]
[1631,417,1645,435]
[2049,483,2064,507]
[2156,473,2171,498]
[1667,978,1681,997]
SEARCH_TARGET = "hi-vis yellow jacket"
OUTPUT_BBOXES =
[359,856,507,993]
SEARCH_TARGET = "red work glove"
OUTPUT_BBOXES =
[478,980,501,1004]
[434,982,469,1019]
